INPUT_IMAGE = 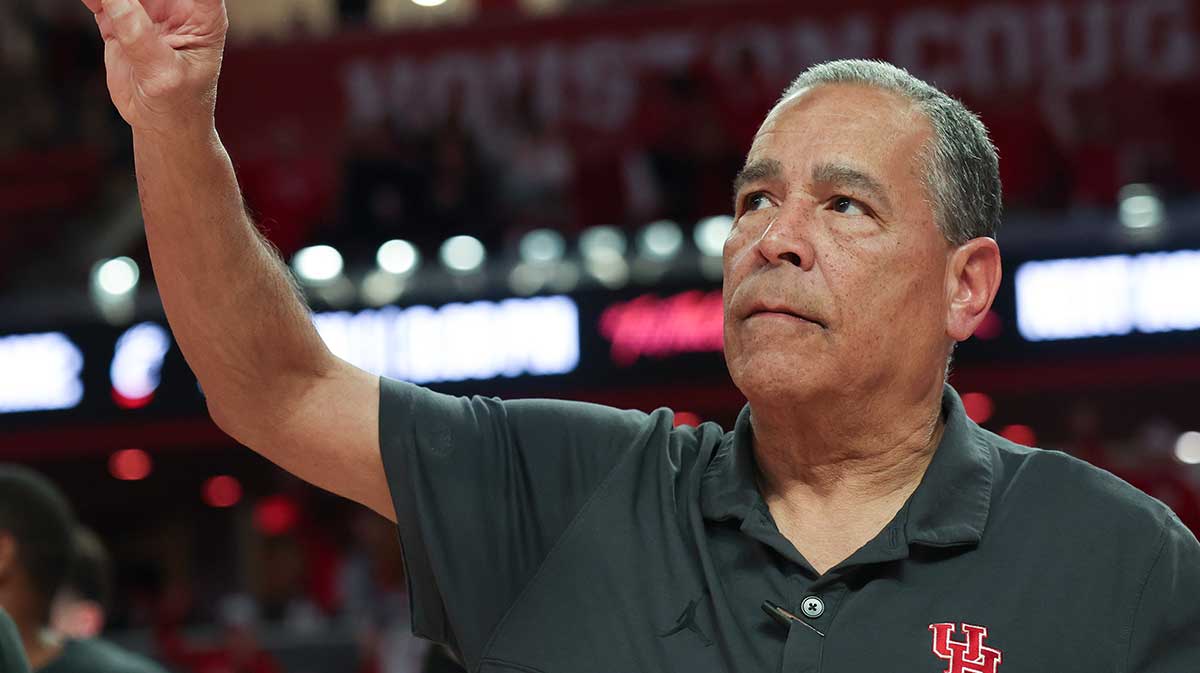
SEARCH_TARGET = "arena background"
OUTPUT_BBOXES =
[2,0,1198,670]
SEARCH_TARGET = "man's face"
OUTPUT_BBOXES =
[722,84,953,406]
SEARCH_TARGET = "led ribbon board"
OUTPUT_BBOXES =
[1016,250,1200,341]
[313,295,580,383]
[0,332,85,413]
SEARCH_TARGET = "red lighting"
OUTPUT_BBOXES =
[974,310,1003,340]
[1001,424,1037,447]
[674,411,702,427]
[599,290,724,366]
[109,449,152,481]
[961,393,994,424]
[112,387,154,410]
[253,495,300,536]
[203,476,243,508]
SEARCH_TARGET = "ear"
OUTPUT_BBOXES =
[52,598,106,638]
[945,237,1002,342]
[0,532,16,580]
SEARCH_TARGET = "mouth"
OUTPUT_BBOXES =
[747,306,826,329]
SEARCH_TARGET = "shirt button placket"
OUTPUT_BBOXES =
[802,584,846,633]
[800,596,825,619]
[779,584,846,673]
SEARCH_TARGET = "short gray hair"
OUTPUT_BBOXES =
[779,59,1002,245]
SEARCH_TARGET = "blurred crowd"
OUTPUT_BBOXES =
[242,49,1200,268]
[0,0,125,289]
[6,0,1200,293]
[0,462,466,673]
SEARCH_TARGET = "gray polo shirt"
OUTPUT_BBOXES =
[380,379,1200,672]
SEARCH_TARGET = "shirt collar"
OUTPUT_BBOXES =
[699,403,761,523]
[699,385,994,548]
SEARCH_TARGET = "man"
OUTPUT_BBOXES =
[51,528,113,641]
[0,467,168,673]
[0,467,77,671]
[81,0,1200,671]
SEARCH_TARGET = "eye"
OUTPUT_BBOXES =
[743,192,773,212]
[831,195,869,216]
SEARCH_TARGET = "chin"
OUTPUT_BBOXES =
[726,348,833,407]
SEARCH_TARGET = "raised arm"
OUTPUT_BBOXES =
[83,0,393,520]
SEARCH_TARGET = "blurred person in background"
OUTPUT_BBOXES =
[1114,419,1200,536]
[494,85,575,234]
[253,532,328,634]
[155,593,284,673]
[1065,407,1200,536]
[339,510,431,673]
[0,466,165,673]
[50,527,113,640]
[42,527,168,673]
[78,0,1200,671]
[0,465,76,670]
[424,89,498,248]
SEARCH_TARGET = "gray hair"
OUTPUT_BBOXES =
[779,59,1002,245]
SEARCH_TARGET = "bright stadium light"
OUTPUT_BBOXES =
[579,226,627,262]
[360,269,406,307]
[412,0,447,6]
[94,257,140,296]
[585,255,630,289]
[638,220,684,261]
[520,229,566,265]
[1176,431,1200,465]
[376,239,419,276]
[509,263,551,296]
[694,215,733,256]
[110,322,171,409]
[292,245,344,283]
[440,235,486,273]
[1118,184,1164,230]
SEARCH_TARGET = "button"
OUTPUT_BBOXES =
[800,596,824,618]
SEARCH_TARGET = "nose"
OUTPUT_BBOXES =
[753,206,816,272]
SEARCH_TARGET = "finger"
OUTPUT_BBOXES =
[80,0,104,13]
[100,0,173,71]
[94,10,114,41]
[190,0,227,13]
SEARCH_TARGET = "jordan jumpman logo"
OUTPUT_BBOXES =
[658,598,714,647]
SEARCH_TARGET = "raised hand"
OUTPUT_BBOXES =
[81,0,229,136]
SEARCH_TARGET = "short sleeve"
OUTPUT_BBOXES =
[377,377,663,668]
[1123,511,1200,672]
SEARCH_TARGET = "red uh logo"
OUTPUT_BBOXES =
[929,623,1002,673]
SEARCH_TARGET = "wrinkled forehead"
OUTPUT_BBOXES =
[748,83,932,177]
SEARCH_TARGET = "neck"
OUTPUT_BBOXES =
[750,382,945,510]
[1,589,62,671]
[19,623,62,670]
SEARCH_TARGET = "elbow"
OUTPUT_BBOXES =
[205,395,259,447]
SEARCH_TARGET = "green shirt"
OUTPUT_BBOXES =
[38,638,168,673]
[0,608,30,673]
[380,379,1200,672]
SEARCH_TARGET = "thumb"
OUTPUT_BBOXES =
[101,0,174,72]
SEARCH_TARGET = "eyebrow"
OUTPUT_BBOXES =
[731,158,895,215]
[732,159,784,200]
[811,161,894,213]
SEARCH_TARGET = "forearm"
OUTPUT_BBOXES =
[133,126,331,435]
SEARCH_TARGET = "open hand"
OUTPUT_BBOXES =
[81,0,229,136]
